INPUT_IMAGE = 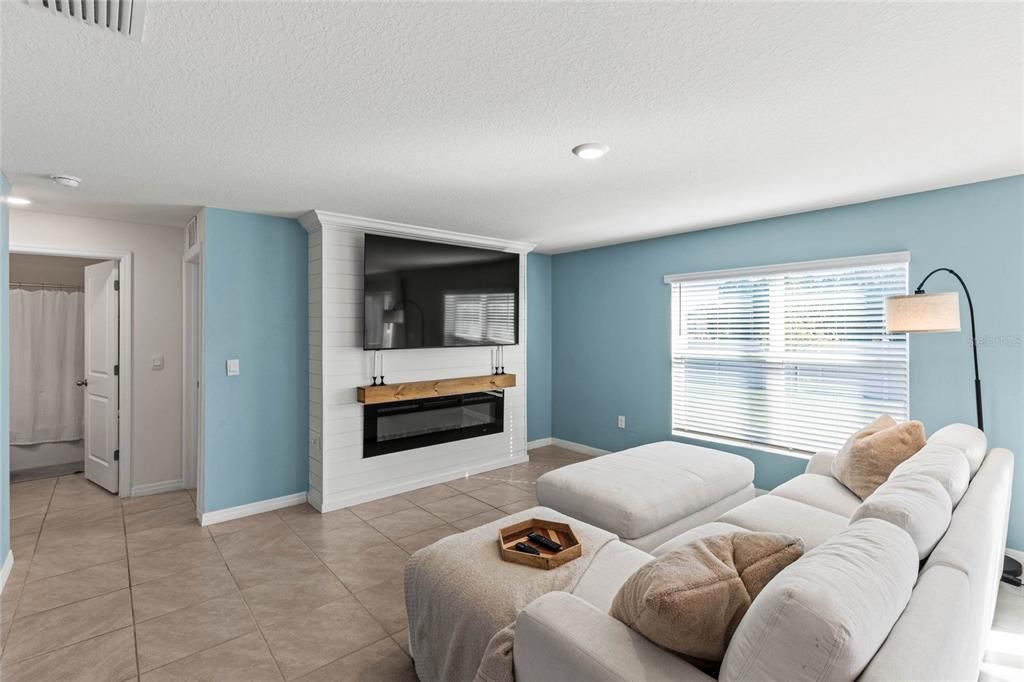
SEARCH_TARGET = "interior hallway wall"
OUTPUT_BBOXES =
[201,208,308,513]
[9,210,185,494]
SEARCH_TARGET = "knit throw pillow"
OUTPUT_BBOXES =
[831,415,927,499]
[610,532,803,668]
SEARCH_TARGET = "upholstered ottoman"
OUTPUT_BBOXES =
[536,441,755,551]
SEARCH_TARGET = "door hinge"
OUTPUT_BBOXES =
[114,280,120,291]
[114,364,120,376]
[113,449,120,461]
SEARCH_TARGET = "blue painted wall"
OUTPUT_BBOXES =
[203,208,309,513]
[1,174,10,564]
[528,253,553,442]
[550,176,1024,550]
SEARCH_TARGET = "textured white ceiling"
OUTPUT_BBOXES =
[2,1,1021,252]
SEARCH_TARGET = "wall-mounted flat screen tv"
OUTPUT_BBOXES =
[363,234,519,350]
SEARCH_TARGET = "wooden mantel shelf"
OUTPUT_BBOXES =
[357,374,516,405]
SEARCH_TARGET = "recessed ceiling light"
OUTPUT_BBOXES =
[50,174,82,188]
[4,196,31,205]
[572,143,610,160]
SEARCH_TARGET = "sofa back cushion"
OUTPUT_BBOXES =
[830,415,926,499]
[850,473,952,558]
[927,423,988,478]
[889,444,970,506]
[720,518,918,682]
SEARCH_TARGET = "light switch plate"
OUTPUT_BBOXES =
[226,358,240,376]
[151,354,164,370]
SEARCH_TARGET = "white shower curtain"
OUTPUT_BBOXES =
[9,289,85,445]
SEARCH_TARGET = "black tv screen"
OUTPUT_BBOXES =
[363,235,519,350]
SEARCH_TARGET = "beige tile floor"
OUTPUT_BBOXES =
[0,445,585,681]
[1,444,1020,681]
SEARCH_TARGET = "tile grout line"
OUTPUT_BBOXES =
[120,506,143,681]
[209,518,290,681]
[5,477,61,625]
[2,478,130,666]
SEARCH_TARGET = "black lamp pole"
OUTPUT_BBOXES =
[916,268,1021,586]
[913,267,983,431]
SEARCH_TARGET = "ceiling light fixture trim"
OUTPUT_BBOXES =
[50,174,83,188]
[572,142,610,160]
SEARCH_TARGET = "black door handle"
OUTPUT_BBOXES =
[76,379,88,387]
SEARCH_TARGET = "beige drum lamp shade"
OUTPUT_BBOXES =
[885,292,961,333]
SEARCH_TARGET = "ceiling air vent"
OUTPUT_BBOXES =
[29,0,147,40]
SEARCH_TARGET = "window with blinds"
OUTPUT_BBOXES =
[666,253,910,455]
[443,292,516,346]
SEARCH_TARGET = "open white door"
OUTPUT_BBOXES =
[84,261,120,493]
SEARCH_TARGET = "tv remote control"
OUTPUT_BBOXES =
[527,533,562,551]
[514,542,540,555]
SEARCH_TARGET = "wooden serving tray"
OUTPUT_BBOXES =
[498,518,581,570]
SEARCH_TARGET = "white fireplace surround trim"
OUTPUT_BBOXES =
[303,209,534,514]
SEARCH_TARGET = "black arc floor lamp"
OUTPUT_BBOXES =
[885,267,1021,587]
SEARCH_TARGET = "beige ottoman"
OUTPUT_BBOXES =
[536,441,755,551]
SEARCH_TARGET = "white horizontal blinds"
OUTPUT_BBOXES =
[443,292,516,345]
[669,254,909,454]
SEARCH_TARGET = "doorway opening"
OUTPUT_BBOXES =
[9,244,134,497]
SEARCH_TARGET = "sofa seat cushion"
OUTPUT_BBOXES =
[890,444,970,506]
[536,442,755,540]
[720,518,919,682]
[851,473,952,559]
[718,496,848,550]
[927,423,988,478]
[611,532,804,665]
[652,522,748,557]
[771,474,862,517]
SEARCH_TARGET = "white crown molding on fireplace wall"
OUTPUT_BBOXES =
[303,210,534,513]
[300,210,536,253]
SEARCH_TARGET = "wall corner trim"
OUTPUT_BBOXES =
[200,491,308,527]
[527,437,553,449]
[301,210,536,253]
[0,550,13,595]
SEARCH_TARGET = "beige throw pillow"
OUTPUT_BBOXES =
[610,532,803,667]
[831,415,927,499]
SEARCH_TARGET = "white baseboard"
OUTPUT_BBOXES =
[1007,547,1024,563]
[527,438,553,449]
[200,491,308,527]
[0,550,13,595]
[130,479,184,497]
[550,438,610,458]
[319,453,530,513]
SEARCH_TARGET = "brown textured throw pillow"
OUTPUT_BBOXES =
[831,415,927,499]
[610,532,803,666]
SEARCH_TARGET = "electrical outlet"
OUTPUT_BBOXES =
[617,415,626,429]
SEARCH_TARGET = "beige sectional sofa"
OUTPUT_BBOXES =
[511,425,1013,682]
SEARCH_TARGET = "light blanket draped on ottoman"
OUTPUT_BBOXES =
[404,506,617,682]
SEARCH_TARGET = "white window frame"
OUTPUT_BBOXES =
[665,252,911,458]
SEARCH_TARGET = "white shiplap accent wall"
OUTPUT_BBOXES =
[301,211,535,513]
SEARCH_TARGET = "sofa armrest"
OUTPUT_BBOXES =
[805,451,836,476]
[515,592,715,682]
